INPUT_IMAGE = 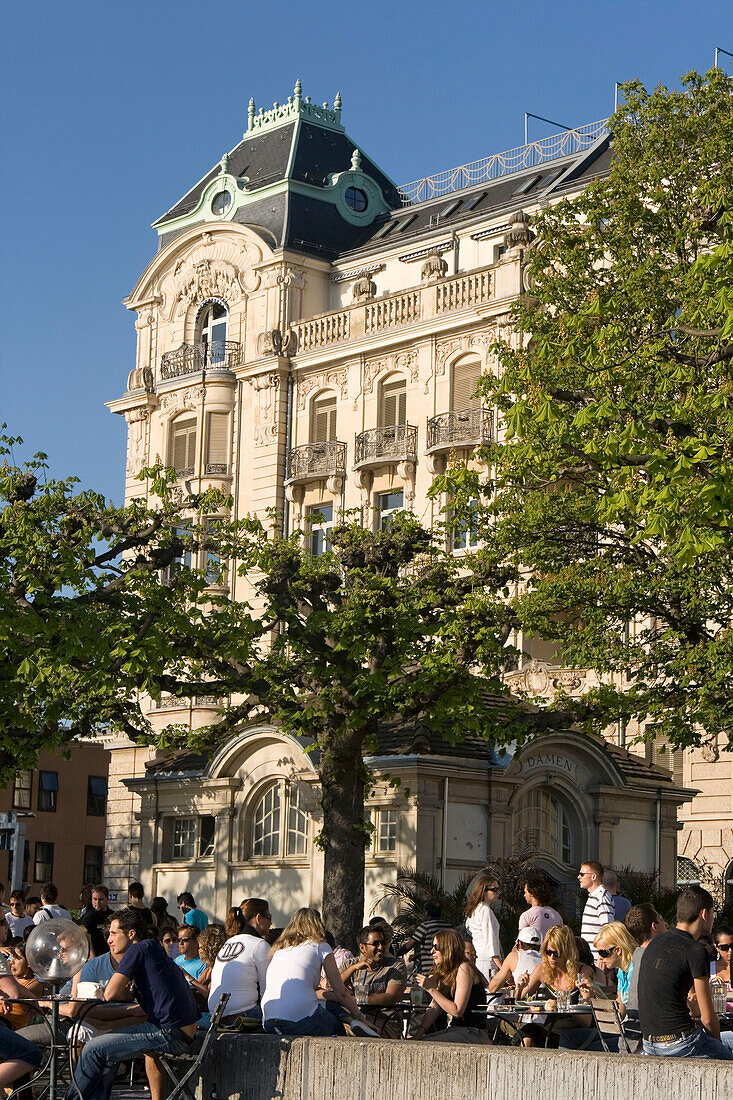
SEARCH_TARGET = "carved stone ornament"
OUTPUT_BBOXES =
[124,408,150,475]
[296,368,349,410]
[420,252,449,283]
[126,366,154,393]
[701,737,719,763]
[352,276,376,301]
[159,386,205,417]
[158,236,262,320]
[364,350,419,394]
[435,328,496,377]
[257,328,298,357]
[504,210,534,251]
[248,372,281,446]
[257,329,283,356]
[503,659,588,699]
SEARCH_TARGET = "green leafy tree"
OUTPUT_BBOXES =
[0,432,254,772]
[181,512,524,949]
[2,433,535,948]
[477,68,733,752]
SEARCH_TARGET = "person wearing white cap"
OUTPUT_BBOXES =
[488,927,543,996]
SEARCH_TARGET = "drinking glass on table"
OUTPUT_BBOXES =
[354,981,369,1006]
[410,984,423,1006]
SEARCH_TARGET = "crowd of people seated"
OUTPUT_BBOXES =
[1,861,733,1098]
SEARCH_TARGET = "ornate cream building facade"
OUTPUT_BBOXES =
[104,84,719,922]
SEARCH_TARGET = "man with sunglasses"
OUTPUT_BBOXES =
[637,885,733,1059]
[340,927,406,1037]
[578,862,614,961]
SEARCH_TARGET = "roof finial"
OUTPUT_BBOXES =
[220,152,230,174]
[294,78,302,100]
[350,148,362,172]
[334,91,342,110]
[247,97,255,130]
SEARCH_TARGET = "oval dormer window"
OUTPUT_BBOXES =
[344,186,368,213]
[211,190,232,216]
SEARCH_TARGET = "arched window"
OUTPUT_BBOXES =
[287,784,309,855]
[252,784,280,856]
[512,786,574,867]
[451,354,482,412]
[677,856,700,888]
[197,301,228,367]
[311,393,337,443]
[250,781,310,858]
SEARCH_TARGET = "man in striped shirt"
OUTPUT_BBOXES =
[579,861,615,960]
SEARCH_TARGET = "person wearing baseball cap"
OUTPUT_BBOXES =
[488,925,543,996]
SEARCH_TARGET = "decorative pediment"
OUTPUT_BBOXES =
[158,235,262,320]
[435,328,496,376]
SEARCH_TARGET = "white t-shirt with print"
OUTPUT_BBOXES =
[208,933,270,1017]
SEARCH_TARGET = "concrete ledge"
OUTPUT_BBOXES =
[200,1033,733,1100]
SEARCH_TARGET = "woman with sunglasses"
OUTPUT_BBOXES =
[593,921,638,1015]
[412,929,490,1044]
[713,927,733,991]
[514,926,593,1046]
[464,874,503,982]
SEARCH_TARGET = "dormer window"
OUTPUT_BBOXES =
[345,186,368,213]
[211,190,232,215]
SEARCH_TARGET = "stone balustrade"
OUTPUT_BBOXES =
[292,266,494,354]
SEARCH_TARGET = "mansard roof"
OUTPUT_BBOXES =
[152,87,612,264]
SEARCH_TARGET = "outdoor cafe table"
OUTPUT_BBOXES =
[482,1002,591,1045]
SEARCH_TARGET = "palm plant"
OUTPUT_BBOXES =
[372,866,475,936]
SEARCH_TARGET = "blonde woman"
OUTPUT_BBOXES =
[412,929,490,1044]
[464,874,503,981]
[593,921,638,1015]
[515,925,593,1047]
[261,908,369,1036]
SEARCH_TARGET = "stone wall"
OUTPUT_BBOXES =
[200,1034,731,1100]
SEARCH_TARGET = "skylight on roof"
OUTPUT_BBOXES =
[465,191,487,211]
[439,199,462,218]
[513,173,542,196]
[397,214,417,233]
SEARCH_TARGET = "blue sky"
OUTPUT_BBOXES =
[2,0,731,500]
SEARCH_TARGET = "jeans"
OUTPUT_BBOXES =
[65,1024,191,1100]
[643,1028,733,1060]
[263,1003,347,1037]
[0,1027,43,1068]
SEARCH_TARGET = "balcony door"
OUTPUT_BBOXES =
[311,394,337,443]
[379,378,406,429]
[197,301,228,367]
[451,355,482,412]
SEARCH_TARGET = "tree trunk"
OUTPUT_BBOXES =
[319,743,367,954]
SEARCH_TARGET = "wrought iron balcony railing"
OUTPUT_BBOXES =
[160,340,242,380]
[355,425,418,466]
[286,441,347,482]
[426,408,493,451]
[204,463,230,476]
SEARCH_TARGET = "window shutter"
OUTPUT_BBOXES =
[206,412,229,466]
[171,418,196,471]
[380,381,407,427]
[451,356,482,411]
[312,396,337,443]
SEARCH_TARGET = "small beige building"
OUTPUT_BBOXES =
[104,83,709,919]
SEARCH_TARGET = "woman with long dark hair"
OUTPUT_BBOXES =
[464,874,502,982]
[412,929,490,1044]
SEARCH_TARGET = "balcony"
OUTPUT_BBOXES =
[426,408,493,452]
[292,267,494,356]
[354,425,418,468]
[286,441,347,483]
[160,340,243,380]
